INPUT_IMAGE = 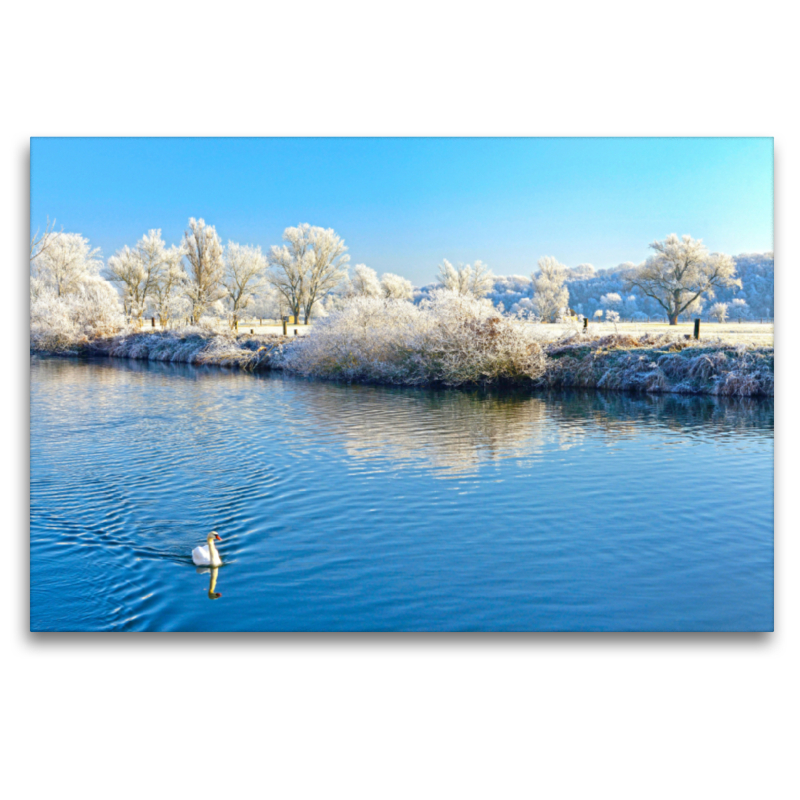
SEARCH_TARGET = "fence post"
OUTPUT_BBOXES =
[151,317,155,328]
[282,317,287,336]
[583,317,588,331]
[294,328,298,336]
[694,318,700,340]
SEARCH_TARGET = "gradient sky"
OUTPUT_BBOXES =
[30,137,773,286]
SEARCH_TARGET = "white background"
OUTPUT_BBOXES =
[3,3,796,798]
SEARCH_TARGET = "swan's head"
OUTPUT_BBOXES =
[208,531,222,542]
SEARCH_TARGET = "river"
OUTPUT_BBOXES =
[30,356,774,631]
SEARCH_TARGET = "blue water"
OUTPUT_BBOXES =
[29,356,774,631]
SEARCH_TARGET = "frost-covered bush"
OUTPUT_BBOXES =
[709,302,728,323]
[30,279,125,351]
[278,289,547,386]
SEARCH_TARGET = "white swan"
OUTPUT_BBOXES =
[192,531,223,567]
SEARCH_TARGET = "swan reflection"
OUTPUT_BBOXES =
[196,565,222,599]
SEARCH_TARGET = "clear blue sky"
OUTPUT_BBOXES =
[30,137,773,286]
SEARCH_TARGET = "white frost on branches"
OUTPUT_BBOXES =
[31,232,102,299]
[30,234,123,350]
[709,302,729,323]
[268,224,350,323]
[346,264,382,298]
[625,234,740,325]
[182,218,226,324]
[436,259,494,298]
[279,289,546,386]
[223,242,268,329]
[531,256,570,322]
[380,272,414,300]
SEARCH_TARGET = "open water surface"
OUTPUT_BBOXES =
[30,356,774,631]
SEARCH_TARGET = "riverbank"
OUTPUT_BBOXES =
[30,327,774,397]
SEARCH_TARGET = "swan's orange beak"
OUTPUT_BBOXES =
[214,534,222,541]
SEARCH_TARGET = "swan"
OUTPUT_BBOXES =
[192,531,223,567]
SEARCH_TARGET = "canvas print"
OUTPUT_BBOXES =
[29,137,774,631]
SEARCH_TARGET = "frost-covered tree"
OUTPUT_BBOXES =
[30,217,60,264]
[531,256,569,322]
[568,263,596,281]
[600,292,622,310]
[30,229,123,349]
[302,225,350,323]
[346,264,382,298]
[709,302,729,322]
[182,218,225,324]
[250,285,285,324]
[268,224,350,323]
[223,242,268,329]
[381,272,414,300]
[625,234,741,325]
[32,232,102,298]
[730,297,750,321]
[437,259,494,298]
[105,246,141,321]
[680,295,705,322]
[151,254,188,328]
[106,230,177,325]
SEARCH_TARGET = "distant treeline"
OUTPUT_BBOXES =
[415,253,774,321]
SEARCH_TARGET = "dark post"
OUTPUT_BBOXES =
[151,317,155,328]
[694,318,700,340]
[583,317,588,331]
[282,317,288,336]
[250,329,254,334]
[294,328,298,336]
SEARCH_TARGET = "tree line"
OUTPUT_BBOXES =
[31,219,759,335]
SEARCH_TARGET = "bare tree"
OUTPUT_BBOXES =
[223,242,268,330]
[182,218,225,323]
[437,259,494,298]
[531,256,569,322]
[625,234,741,325]
[151,253,188,329]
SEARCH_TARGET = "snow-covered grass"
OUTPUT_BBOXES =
[543,332,773,396]
[529,320,774,347]
[102,327,288,371]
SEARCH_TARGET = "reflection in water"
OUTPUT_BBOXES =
[197,566,222,600]
[289,380,773,475]
[32,354,772,472]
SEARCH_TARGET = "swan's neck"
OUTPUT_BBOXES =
[208,539,219,565]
